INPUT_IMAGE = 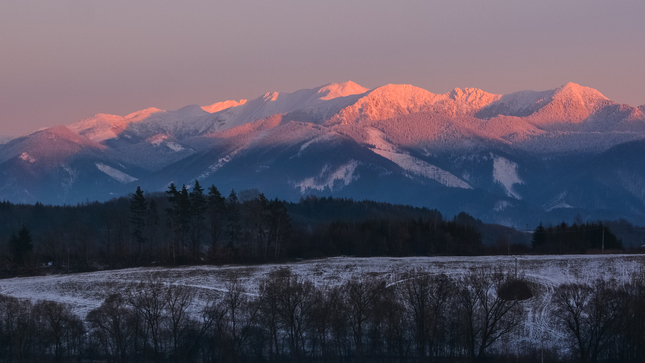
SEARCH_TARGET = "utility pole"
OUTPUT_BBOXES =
[602,226,605,254]
[515,256,518,279]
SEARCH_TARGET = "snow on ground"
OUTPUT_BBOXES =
[367,128,472,189]
[202,99,247,113]
[95,163,138,184]
[19,152,36,163]
[492,154,523,199]
[0,254,641,320]
[0,254,643,355]
[544,191,574,212]
[493,200,513,212]
[545,202,574,212]
[375,149,472,189]
[148,134,168,146]
[295,134,336,157]
[165,141,184,152]
[294,160,360,193]
[197,149,242,179]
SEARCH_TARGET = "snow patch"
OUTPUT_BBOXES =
[165,142,184,152]
[492,155,523,199]
[61,165,78,189]
[367,129,471,189]
[19,152,36,163]
[202,99,247,113]
[545,202,574,212]
[197,149,242,179]
[148,134,168,146]
[294,134,336,158]
[146,135,185,152]
[493,200,513,212]
[317,81,369,100]
[0,255,639,327]
[95,163,138,184]
[544,192,574,212]
[295,160,360,193]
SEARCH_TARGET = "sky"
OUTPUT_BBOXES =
[1,0,644,137]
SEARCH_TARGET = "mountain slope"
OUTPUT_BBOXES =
[2,81,645,227]
[0,127,143,203]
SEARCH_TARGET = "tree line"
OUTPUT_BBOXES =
[0,267,644,363]
[0,184,628,276]
[0,184,488,275]
[531,221,622,254]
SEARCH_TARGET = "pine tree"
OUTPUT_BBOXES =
[9,224,33,266]
[267,198,291,260]
[226,190,242,252]
[130,186,147,260]
[177,185,192,260]
[146,199,160,260]
[166,183,180,264]
[189,180,207,258]
[531,223,547,250]
[207,185,226,248]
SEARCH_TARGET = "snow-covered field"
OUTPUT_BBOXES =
[0,254,642,354]
[0,254,642,319]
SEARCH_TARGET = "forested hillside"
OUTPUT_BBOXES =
[0,183,634,277]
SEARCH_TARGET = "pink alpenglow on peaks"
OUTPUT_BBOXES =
[317,81,369,100]
[448,88,502,110]
[68,107,164,142]
[263,92,280,102]
[202,99,247,113]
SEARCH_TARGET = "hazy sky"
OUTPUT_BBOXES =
[1,0,644,136]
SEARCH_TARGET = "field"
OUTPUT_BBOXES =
[1,255,643,315]
[0,254,643,353]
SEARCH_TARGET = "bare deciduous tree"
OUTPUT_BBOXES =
[403,271,453,361]
[129,279,168,363]
[86,294,137,363]
[457,269,526,361]
[552,279,625,363]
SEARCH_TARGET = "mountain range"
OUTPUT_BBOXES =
[2,81,645,227]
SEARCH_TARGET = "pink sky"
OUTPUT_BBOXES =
[1,0,644,136]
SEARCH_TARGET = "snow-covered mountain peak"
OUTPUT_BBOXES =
[0,125,105,164]
[523,83,613,125]
[125,107,164,121]
[475,83,614,127]
[68,113,128,142]
[263,92,280,102]
[552,82,609,108]
[326,84,439,125]
[174,104,209,118]
[317,81,369,100]
[67,107,164,142]
[369,84,436,99]
[475,89,554,119]
[447,87,502,110]
[202,99,247,113]
[556,82,606,97]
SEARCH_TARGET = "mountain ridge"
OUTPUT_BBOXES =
[2,81,645,227]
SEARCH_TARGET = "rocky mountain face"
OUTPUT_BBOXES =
[2,81,645,227]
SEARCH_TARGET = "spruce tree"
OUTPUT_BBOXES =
[130,186,147,259]
[177,185,192,259]
[267,198,291,260]
[531,223,547,250]
[207,185,226,247]
[166,183,180,264]
[146,199,160,260]
[9,224,33,266]
[226,189,242,251]
[189,180,207,258]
